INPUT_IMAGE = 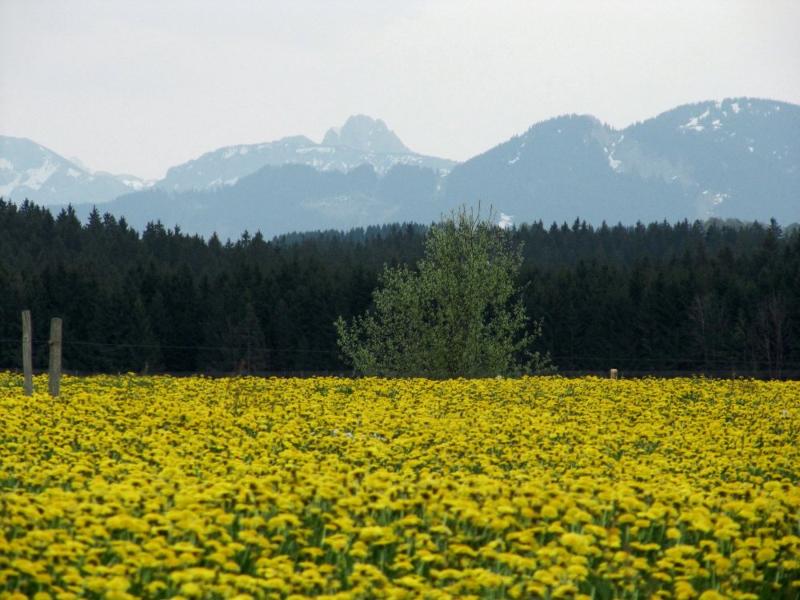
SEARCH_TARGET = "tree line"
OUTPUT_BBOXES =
[1,199,798,376]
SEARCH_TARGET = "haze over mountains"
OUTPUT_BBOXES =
[0,136,150,206]
[1,99,798,238]
[157,115,456,194]
[446,98,799,226]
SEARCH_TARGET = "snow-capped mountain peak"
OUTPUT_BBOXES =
[157,121,454,192]
[0,136,149,205]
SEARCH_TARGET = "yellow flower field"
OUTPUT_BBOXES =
[1,374,799,600]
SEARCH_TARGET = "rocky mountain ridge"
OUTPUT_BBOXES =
[3,98,798,236]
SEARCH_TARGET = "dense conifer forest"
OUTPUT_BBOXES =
[1,200,798,376]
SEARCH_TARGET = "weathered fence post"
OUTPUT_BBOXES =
[22,310,33,396]
[609,368,618,380]
[48,317,62,397]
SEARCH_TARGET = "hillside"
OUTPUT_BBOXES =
[4,99,798,236]
[0,136,148,205]
[444,98,799,225]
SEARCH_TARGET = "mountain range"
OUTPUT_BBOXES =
[157,115,455,193]
[445,98,798,225]
[0,136,149,206]
[1,100,797,238]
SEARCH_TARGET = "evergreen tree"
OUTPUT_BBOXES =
[1,198,798,376]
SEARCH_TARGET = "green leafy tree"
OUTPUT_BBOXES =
[335,206,550,377]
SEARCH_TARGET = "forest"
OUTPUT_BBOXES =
[1,199,798,376]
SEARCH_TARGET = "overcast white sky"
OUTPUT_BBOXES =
[1,0,799,180]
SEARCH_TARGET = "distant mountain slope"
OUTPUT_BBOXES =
[443,114,685,225]
[158,116,455,192]
[0,136,148,205]
[444,98,799,224]
[68,163,443,240]
[620,98,798,220]
[16,98,800,236]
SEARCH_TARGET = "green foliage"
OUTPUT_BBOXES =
[2,198,799,375]
[335,207,550,377]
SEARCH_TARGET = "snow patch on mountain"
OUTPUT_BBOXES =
[680,109,710,132]
[0,135,148,204]
[297,146,335,154]
[23,160,58,190]
[0,177,21,197]
[118,177,150,190]
[158,118,455,192]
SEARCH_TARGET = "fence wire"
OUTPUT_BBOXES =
[1,337,799,379]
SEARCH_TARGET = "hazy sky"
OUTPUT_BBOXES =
[2,0,799,180]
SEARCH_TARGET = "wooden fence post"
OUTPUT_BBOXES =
[48,318,62,397]
[609,368,618,380]
[22,310,33,396]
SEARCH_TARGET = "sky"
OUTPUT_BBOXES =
[1,0,799,180]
